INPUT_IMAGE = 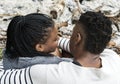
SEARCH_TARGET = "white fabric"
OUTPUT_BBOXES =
[30,49,120,84]
[0,37,120,84]
[0,49,120,84]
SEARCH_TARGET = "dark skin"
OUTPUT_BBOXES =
[70,23,102,68]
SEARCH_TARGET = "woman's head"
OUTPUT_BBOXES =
[6,13,58,58]
[70,11,112,56]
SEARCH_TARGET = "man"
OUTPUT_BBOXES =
[0,11,120,84]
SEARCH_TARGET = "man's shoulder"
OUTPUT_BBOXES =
[100,49,120,71]
[101,49,120,58]
[100,49,120,63]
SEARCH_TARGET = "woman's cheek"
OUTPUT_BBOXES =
[52,42,58,51]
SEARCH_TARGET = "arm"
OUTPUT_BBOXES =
[52,37,72,57]
[30,65,47,84]
[58,37,70,53]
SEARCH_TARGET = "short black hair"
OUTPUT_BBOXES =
[78,11,112,54]
[6,13,54,58]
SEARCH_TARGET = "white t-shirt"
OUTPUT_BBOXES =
[0,37,120,84]
[29,49,120,84]
[0,49,120,84]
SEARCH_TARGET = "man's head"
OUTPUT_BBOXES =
[70,11,112,57]
[6,13,58,58]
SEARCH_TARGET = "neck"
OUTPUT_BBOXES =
[75,52,102,68]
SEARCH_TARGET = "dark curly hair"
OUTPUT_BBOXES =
[6,13,54,58]
[78,11,112,54]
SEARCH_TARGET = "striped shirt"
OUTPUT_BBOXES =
[1,38,120,84]
[0,37,71,84]
[0,49,120,84]
[58,37,70,52]
[0,67,33,84]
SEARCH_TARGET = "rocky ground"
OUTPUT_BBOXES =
[0,0,120,56]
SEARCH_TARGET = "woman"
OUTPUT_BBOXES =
[3,13,71,70]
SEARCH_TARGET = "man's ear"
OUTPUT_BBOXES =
[75,33,81,45]
[35,44,45,52]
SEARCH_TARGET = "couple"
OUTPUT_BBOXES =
[0,11,120,84]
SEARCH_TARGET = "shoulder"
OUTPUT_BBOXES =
[100,49,120,72]
[101,49,120,59]
[30,62,72,84]
[100,49,120,63]
[30,62,74,83]
[30,62,72,73]
[30,62,73,77]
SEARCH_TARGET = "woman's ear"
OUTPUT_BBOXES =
[35,44,44,52]
[75,33,81,45]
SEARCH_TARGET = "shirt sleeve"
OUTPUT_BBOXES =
[58,37,70,53]
[30,65,47,84]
